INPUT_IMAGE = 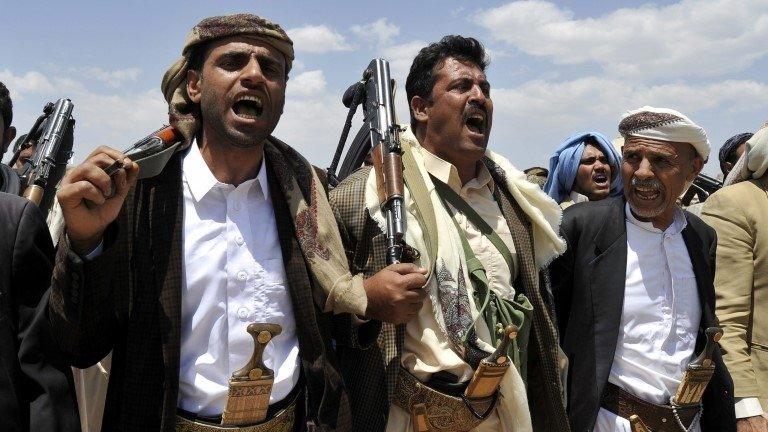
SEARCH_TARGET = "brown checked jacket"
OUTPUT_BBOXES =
[329,159,570,432]
[48,139,377,432]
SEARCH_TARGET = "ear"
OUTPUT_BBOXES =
[2,126,16,154]
[186,69,202,104]
[410,95,430,126]
[723,161,734,175]
[687,156,704,182]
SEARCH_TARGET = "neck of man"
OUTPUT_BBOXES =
[416,126,480,185]
[197,126,264,186]
[630,205,676,231]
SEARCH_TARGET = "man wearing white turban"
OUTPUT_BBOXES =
[551,106,736,432]
[702,123,768,432]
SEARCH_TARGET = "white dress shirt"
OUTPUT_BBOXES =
[594,204,702,432]
[177,141,300,416]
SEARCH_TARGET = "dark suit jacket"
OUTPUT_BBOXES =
[0,192,79,432]
[550,196,736,432]
[48,140,372,431]
[329,160,570,432]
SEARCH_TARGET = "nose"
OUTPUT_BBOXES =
[241,56,266,88]
[634,157,654,180]
[468,83,488,106]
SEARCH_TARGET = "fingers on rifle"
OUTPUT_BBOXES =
[67,163,114,197]
[65,181,106,207]
[403,272,428,290]
[389,263,428,275]
[87,145,126,163]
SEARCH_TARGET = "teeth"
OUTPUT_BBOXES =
[233,95,263,119]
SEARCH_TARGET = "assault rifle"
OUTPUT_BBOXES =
[328,58,408,264]
[680,173,723,206]
[14,99,75,216]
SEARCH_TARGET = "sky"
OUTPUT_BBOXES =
[2,0,767,176]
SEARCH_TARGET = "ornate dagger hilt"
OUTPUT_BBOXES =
[672,326,723,407]
[221,323,282,426]
[464,325,518,399]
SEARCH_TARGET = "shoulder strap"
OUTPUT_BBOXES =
[401,140,438,276]
[431,176,514,270]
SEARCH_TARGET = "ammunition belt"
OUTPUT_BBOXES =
[175,390,298,432]
[601,382,700,432]
[392,368,499,432]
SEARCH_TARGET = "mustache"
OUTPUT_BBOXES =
[463,100,488,119]
[631,177,663,190]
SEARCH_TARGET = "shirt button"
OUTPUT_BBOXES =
[237,307,249,320]
[237,270,247,281]
[236,235,245,246]
[233,202,242,211]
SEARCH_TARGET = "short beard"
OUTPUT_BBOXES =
[198,93,265,149]
[628,176,666,219]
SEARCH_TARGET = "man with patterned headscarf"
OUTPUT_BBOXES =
[330,35,569,432]
[702,123,768,432]
[551,106,736,432]
[48,13,426,431]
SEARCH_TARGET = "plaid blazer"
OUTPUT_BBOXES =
[329,159,571,432]
[48,140,360,432]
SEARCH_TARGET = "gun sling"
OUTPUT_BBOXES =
[601,382,699,432]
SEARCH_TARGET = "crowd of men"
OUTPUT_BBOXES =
[0,12,766,432]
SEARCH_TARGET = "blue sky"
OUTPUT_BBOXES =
[3,0,767,175]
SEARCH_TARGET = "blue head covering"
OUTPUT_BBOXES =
[543,132,623,204]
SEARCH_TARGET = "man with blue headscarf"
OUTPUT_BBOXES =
[543,132,623,208]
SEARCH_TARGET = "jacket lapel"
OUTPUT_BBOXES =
[589,198,628,388]
[681,219,717,351]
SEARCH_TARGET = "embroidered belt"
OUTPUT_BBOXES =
[175,390,299,432]
[601,383,700,432]
[392,368,499,432]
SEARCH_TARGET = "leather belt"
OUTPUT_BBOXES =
[601,382,700,432]
[392,368,499,432]
[175,390,299,432]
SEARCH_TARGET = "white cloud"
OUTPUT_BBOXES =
[474,0,768,79]
[288,70,326,97]
[351,18,400,47]
[273,92,351,168]
[0,69,55,99]
[380,40,427,82]
[79,67,142,88]
[288,25,353,53]
[487,77,768,171]
[2,68,167,162]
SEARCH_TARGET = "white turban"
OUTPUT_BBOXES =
[618,106,710,161]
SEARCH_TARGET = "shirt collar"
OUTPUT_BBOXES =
[421,148,493,195]
[625,202,688,235]
[182,138,269,202]
[569,191,589,204]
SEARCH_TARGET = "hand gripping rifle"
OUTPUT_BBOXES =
[328,58,412,264]
[17,99,75,216]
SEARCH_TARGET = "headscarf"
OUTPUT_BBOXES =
[724,123,768,186]
[619,106,710,160]
[543,132,623,204]
[718,132,752,175]
[160,13,294,145]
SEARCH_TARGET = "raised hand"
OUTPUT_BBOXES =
[56,146,138,255]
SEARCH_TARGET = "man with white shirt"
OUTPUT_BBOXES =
[551,106,736,432]
[48,13,426,431]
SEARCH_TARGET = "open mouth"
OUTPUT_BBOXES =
[634,187,661,201]
[465,113,486,135]
[232,95,263,120]
[593,172,608,186]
